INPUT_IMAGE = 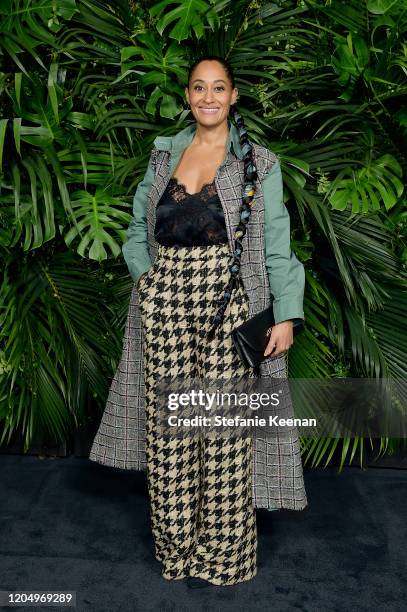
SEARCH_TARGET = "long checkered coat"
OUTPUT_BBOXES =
[89,138,308,512]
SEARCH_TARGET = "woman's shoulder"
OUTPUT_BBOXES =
[251,142,280,179]
[147,134,173,169]
[152,123,195,153]
[251,142,279,162]
[152,135,172,151]
[149,127,190,167]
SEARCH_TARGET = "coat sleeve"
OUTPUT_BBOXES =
[262,158,305,325]
[122,154,155,284]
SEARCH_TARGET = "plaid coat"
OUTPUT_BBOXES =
[89,124,308,512]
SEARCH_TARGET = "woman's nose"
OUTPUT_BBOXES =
[203,89,215,102]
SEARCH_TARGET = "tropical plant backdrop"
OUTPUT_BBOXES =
[1,0,406,467]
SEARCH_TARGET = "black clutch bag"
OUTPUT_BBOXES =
[231,303,303,368]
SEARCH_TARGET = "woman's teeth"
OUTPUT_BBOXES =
[199,108,219,113]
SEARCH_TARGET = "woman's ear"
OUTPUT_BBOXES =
[232,87,238,106]
[184,86,190,106]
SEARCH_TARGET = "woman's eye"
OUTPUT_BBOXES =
[193,85,225,91]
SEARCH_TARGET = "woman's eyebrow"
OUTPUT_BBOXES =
[191,79,227,84]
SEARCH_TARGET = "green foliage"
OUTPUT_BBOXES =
[120,32,188,117]
[328,152,404,213]
[0,0,406,467]
[149,0,220,41]
[0,0,77,73]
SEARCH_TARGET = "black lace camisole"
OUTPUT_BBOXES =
[154,176,228,247]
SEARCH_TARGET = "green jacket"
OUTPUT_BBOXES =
[122,121,305,324]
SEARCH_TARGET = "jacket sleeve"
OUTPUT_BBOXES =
[122,155,155,284]
[262,158,305,325]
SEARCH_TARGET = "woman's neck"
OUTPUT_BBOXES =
[191,121,229,149]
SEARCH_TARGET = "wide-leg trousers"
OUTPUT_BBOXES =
[137,243,257,586]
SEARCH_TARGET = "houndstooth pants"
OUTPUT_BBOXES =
[137,243,257,586]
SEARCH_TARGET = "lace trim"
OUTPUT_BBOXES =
[167,176,218,203]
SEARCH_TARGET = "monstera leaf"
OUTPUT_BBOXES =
[9,69,71,149]
[144,86,183,119]
[4,154,57,250]
[327,154,404,213]
[149,0,219,42]
[63,187,130,261]
[120,32,187,118]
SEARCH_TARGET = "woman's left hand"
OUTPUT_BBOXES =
[264,320,294,357]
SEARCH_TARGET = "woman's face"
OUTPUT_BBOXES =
[185,60,238,128]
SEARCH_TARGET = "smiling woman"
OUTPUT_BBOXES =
[171,68,234,195]
[89,54,307,588]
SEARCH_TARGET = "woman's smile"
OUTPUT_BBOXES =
[199,107,220,114]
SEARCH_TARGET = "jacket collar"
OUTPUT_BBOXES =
[153,119,244,160]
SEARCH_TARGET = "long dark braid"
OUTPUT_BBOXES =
[207,103,257,339]
[186,56,258,339]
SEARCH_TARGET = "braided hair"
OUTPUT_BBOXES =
[186,56,258,340]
